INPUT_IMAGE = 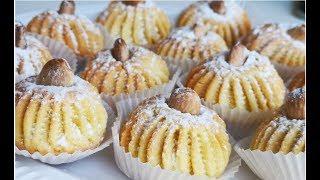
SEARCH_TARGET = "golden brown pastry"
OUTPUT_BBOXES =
[15,58,107,155]
[288,71,305,92]
[15,22,52,82]
[82,38,170,96]
[242,23,305,67]
[120,87,231,177]
[96,0,171,47]
[27,0,104,59]
[154,24,228,66]
[177,1,251,47]
[186,43,285,112]
[251,87,305,154]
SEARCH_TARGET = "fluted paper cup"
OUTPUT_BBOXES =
[111,99,241,180]
[234,136,305,180]
[162,57,200,74]
[272,61,304,83]
[102,65,182,113]
[27,33,78,72]
[15,102,116,165]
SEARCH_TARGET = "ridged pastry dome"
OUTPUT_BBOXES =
[15,59,107,155]
[242,23,305,67]
[251,87,305,154]
[177,1,251,47]
[185,44,285,112]
[96,0,171,47]
[82,38,170,96]
[27,1,104,58]
[154,24,228,64]
[120,88,231,177]
[15,22,52,82]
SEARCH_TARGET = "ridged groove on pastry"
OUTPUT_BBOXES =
[15,35,52,82]
[120,95,231,177]
[96,1,171,46]
[242,23,305,67]
[82,45,170,95]
[154,26,228,63]
[250,116,305,154]
[177,1,251,47]
[186,49,285,112]
[27,10,104,58]
[15,76,107,155]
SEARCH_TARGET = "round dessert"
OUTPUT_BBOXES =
[177,1,251,47]
[26,0,104,59]
[288,71,305,92]
[154,24,228,67]
[15,58,107,155]
[242,23,305,72]
[82,38,170,96]
[15,22,52,82]
[185,43,285,112]
[251,87,305,154]
[96,0,171,47]
[120,88,231,177]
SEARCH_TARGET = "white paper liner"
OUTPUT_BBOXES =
[27,33,78,72]
[272,61,305,83]
[15,102,116,165]
[102,65,182,113]
[96,23,115,50]
[163,57,200,74]
[234,136,305,180]
[177,73,275,139]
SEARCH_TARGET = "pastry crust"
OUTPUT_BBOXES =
[15,59,107,155]
[96,1,171,47]
[15,22,52,82]
[27,1,104,59]
[177,1,251,47]
[185,45,285,112]
[154,25,228,64]
[242,23,305,67]
[120,88,231,177]
[82,39,170,95]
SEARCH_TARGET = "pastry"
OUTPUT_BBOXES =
[288,71,305,92]
[250,87,305,154]
[96,0,171,47]
[186,43,285,112]
[82,38,170,96]
[15,22,52,82]
[120,87,231,177]
[154,24,228,69]
[15,58,107,155]
[242,23,305,79]
[177,1,251,47]
[27,0,104,59]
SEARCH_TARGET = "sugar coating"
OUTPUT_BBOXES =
[270,116,305,133]
[203,49,275,78]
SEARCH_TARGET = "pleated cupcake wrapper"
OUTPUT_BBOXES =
[202,101,275,140]
[27,33,78,73]
[272,61,304,83]
[96,23,116,50]
[111,99,242,180]
[234,136,306,180]
[101,65,182,113]
[163,57,200,74]
[177,73,275,140]
[15,102,117,165]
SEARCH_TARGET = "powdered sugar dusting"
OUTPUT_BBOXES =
[16,76,100,103]
[193,1,243,23]
[15,35,49,82]
[203,50,275,78]
[288,87,305,100]
[131,95,224,134]
[270,116,305,133]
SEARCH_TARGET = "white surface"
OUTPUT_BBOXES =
[15,1,304,180]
